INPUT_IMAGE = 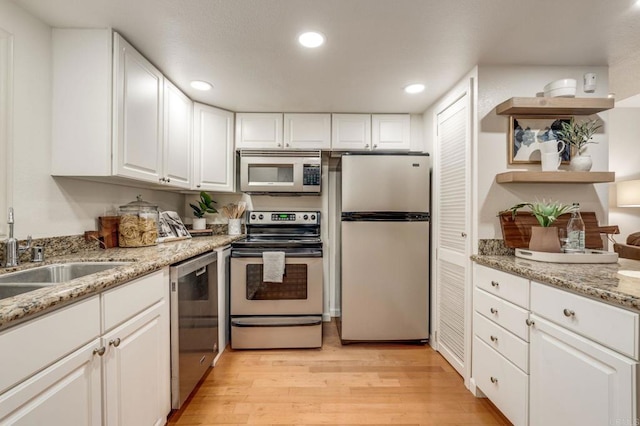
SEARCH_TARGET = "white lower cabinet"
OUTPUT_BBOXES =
[473,264,640,426]
[103,300,169,426]
[530,315,637,426]
[0,268,170,426]
[473,337,528,426]
[0,339,102,425]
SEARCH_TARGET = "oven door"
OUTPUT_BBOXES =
[230,253,323,315]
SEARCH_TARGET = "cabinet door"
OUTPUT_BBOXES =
[331,114,371,150]
[163,79,192,189]
[530,315,637,426]
[0,339,102,426]
[283,113,331,150]
[103,300,170,426]
[193,103,235,192]
[372,114,410,151]
[113,33,164,183]
[235,113,283,149]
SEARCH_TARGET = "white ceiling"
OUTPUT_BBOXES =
[12,0,640,113]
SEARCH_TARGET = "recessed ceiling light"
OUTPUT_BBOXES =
[298,31,325,48]
[404,83,425,94]
[190,80,213,91]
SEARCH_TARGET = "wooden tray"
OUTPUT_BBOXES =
[499,211,604,249]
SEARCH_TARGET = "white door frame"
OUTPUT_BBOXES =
[0,27,13,238]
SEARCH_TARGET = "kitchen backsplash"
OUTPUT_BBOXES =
[478,239,514,256]
[0,224,235,266]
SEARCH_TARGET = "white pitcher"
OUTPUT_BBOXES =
[539,138,566,155]
[541,152,562,171]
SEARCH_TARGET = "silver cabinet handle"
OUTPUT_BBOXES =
[461,232,467,237]
[286,143,290,147]
[490,308,498,314]
[491,280,499,287]
[490,376,498,384]
[196,184,201,188]
[109,338,121,347]
[563,309,575,317]
[373,144,378,149]
[364,144,370,148]
[159,177,164,182]
[277,143,282,147]
[93,346,106,356]
[166,177,171,183]
[490,335,498,342]
[526,318,535,326]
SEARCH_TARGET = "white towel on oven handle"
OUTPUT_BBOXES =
[262,251,285,283]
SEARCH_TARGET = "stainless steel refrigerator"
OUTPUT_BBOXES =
[339,153,430,342]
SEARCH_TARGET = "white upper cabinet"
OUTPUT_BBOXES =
[163,79,193,189]
[372,114,410,150]
[235,113,283,149]
[283,113,331,150]
[112,33,164,183]
[331,114,372,151]
[52,29,191,189]
[332,114,410,151]
[193,103,235,192]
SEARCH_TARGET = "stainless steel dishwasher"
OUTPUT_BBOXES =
[170,251,218,409]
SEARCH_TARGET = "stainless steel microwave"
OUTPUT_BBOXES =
[239,150,322,194]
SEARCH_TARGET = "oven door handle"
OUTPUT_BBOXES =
[231,250,323,258]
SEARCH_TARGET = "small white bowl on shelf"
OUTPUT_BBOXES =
[544,78,577,97]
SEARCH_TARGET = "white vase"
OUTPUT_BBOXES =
[228,218,242,235]
[569,154,592,171]
[192,218,206,230]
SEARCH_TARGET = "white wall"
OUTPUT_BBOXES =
[476,65,611,242]
[609,107,640,243]
[0,1,184,239]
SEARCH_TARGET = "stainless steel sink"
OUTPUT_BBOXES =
[0,262,131,299]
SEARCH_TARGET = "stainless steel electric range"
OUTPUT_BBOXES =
[230,211,323,349]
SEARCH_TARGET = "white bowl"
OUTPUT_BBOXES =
[544,78,577,98]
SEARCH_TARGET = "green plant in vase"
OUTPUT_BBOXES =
[556,117,601,171]
[504,200,577,253]
[189,191,217,230]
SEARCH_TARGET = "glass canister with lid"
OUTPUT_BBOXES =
[118,195,159,247]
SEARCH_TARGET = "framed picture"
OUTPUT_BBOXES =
[158,211,191,242]
[508,116,572,164]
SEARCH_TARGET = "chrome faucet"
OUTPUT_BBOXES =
[3,208,31,268]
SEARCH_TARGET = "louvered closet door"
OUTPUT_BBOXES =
[435,92,471,376]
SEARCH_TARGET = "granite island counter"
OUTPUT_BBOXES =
[472,254,640,312]
[0,235,242,329]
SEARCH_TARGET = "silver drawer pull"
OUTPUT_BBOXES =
[490,308,498,314]
[491,280,499,287]
[195,266,207,276]
[109,338,121,347]
[526,319,535,327]
[490,335,498,342]
[490,376,498,384]
[563,309,575,317]
[93,346,106,356]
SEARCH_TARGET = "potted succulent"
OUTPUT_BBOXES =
[189,191,217,230]
[556,117,602,171]
[504,200,576,252]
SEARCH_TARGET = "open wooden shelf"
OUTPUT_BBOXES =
[496,97,614,116]
[496,171,615,184]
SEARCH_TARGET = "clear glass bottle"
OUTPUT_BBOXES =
[565,203,585,253]
[118,195,159,247]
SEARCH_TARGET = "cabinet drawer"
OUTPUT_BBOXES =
[0,296,101,393]
[102,269,166,332]
[474,288,529,341]
[474,311,529,373]
[473,336,528,426]
[474,264,529,309]
[531,281,639,360]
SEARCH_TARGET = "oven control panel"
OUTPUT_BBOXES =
[247,211,320,225]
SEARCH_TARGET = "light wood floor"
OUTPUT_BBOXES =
[167,321,511,425]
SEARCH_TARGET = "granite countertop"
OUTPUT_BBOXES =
[0,235,241,329]
[472,255,640,312]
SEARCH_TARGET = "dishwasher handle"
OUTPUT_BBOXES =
[170,251,217,278]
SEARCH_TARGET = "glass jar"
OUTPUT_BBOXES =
[118,195,159,247]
